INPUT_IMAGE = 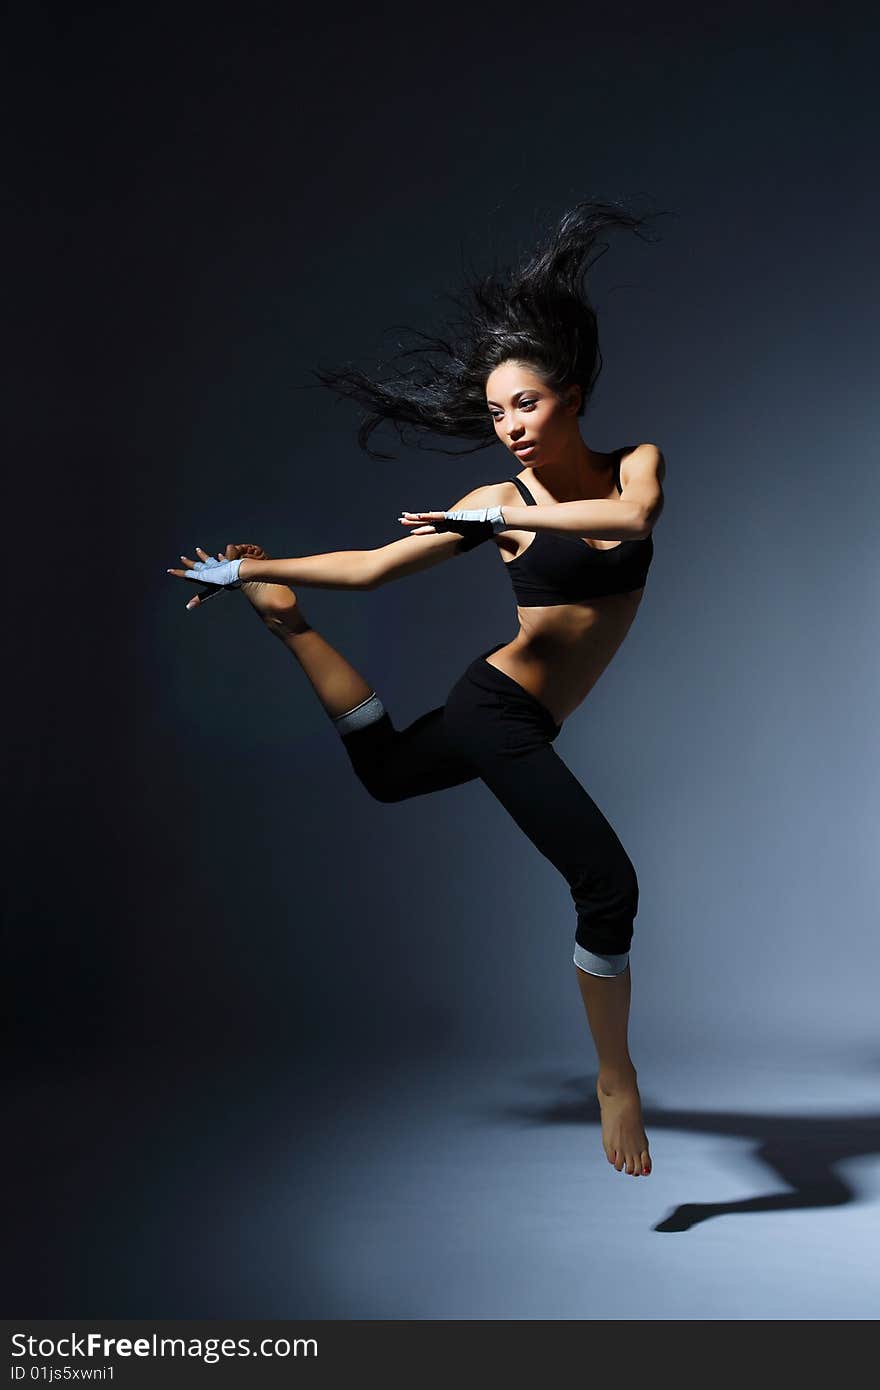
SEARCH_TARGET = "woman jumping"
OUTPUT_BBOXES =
[167,199,666,1179]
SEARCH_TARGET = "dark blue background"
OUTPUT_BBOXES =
[7,0,879,1317]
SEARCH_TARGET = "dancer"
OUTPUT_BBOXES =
[167,199,666,1178]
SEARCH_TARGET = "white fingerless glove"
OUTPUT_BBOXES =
[434,506,508,553]
[183,555,244,588]
[440,506,508,533]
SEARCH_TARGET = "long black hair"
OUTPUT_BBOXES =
[311,197,665,460]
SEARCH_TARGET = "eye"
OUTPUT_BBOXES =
[488,399,537,419]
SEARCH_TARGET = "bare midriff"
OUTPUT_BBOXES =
[485,591,644,726]
[485,471,646,726]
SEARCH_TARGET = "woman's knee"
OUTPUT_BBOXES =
[343,751,411,804]
[572,848,638,912]
[340,706,475,803]
[337,713,403,802]
[360,775,411,804]
[570,852,639,961]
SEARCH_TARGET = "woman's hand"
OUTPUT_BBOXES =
[398,506,508,542]
[168,542,299,621]
[167,543,253,611]
[398,511,447,536]
[167,545,243,607]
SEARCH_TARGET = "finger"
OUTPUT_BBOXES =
[177,550,220,569]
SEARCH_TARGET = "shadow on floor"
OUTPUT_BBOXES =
[498,1070,879,1232]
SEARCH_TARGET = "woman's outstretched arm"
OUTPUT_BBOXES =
[168,482,508,599]
[238,549,374,589]
[168,534,466,604]
[237,525,475,590]
[235,528,472,589]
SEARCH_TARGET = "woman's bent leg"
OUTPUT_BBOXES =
[443,659,650,1174]
[469,740,638,968]
[262,607,478,802]
[338,704,480,802]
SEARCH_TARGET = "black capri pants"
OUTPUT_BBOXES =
[336,641,639,976]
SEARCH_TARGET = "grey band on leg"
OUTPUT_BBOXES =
[331,691,386,735]
[573,943,630,977]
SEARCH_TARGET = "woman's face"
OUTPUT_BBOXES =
[485,360,580,466]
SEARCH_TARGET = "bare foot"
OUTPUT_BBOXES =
[596,1070,651,1176]
[219,543,304,626]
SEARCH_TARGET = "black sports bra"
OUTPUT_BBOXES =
[504,447,654,606]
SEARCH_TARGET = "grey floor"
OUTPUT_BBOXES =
[8,1041,880,1319]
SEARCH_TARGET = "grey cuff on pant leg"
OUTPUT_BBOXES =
[573,943,630,977]
[331,692,386,735]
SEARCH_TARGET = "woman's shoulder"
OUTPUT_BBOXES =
[618,442,665,484]
[474,479,525,506]
[446,479,520,511]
